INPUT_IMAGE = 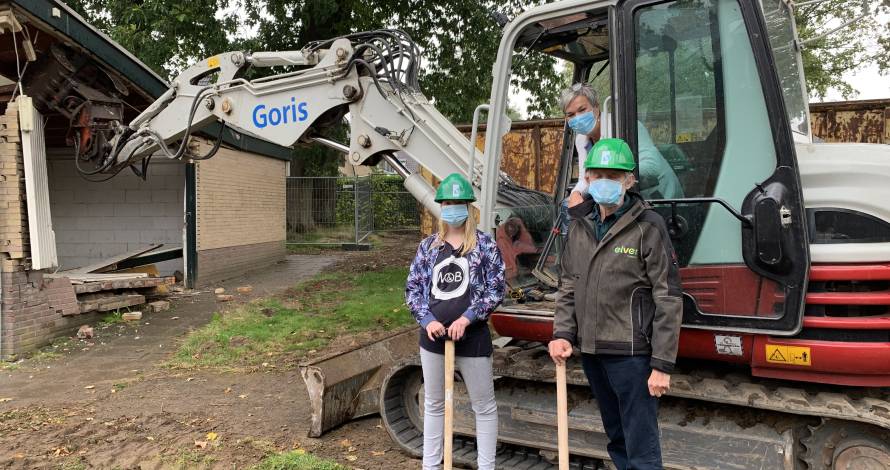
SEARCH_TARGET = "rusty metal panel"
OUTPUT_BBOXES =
[809,99,890,144]
[538,126,565,194]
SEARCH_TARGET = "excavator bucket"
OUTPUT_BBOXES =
[300,326,419,437]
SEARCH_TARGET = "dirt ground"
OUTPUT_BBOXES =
[0,234,424,469]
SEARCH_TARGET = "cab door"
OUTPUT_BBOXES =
[617,0,810,334]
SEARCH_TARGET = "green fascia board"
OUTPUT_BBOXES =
[14,0,292,161]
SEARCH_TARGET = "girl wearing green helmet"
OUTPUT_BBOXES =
[406,173,506,470]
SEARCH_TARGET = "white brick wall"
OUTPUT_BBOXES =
[47,149,185,274]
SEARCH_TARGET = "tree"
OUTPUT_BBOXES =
[65,0,238,79]
[793,0,889,99]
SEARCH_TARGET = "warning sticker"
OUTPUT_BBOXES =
[765,344,811,366]
[208,56,220,68]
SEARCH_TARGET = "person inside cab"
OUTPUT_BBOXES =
[561,82,683,208]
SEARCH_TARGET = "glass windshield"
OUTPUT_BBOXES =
[760,0,809,135]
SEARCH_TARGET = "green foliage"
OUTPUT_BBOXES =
[65,0,889,131]
[335,175,420,230]
[65,0,238,80]
[792,0,889,99]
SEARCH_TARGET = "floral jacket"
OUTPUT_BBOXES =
[405,230,506,328]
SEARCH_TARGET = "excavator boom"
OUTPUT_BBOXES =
[77,30,514,223]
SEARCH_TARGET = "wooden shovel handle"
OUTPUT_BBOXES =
[557,362,569,470]
[444,340,455,470]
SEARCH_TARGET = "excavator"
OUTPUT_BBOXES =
[43,0,890,468]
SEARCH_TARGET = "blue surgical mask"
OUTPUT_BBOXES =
[568,111,597,135]
[441,204,469,227]
[588,178,625,207]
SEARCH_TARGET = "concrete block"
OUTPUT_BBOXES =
[125,190,152,204]
[90,204,116,217]
[114,230,142,243]
[122,311,142,321]
[139,203,169,217]
[66,243,98,258]
[152,190,179,203]
[49,190,74,204]
[156,217,184,230]
[162,175,186,190]
[149,300,170,312]
[139,230,167,243]
[151,162,185,176]
[74,217,107,230]
[52,177,82,190]
[51,216,78,230]
[87,230,116,243]
[113,203,140,217]
[114,216,157,230]
[95,243,127,258]
[56,230,92,244]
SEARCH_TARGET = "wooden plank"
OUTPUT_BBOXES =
[63,244,163,274]
[73,276,174,294]
[78,294,145,314]
[47,272,150,281]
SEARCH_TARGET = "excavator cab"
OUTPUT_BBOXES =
[490,0,811,338]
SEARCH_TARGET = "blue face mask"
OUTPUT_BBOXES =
[568,111,597,135]
[588,178,625,207]
[441,204,469,227]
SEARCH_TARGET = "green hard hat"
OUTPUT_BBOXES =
[435,173,476,202]
[584,138,636,172]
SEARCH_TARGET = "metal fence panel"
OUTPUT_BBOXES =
[286,175,419,245]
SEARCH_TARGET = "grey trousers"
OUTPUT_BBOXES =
[420,347,498,470]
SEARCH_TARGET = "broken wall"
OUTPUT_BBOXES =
[47,154,184,274]
[0,101,81,359]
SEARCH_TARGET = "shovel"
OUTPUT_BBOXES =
[557,361,569,469]
[444,339,455,470]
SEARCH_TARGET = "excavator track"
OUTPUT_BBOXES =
[380,359,602,469]
[492,344,890,431]
[379,343,890,469]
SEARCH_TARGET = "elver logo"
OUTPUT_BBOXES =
[614,246,638,257]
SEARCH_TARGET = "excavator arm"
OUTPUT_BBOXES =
[83,30,508,220]
[68,30,552,438]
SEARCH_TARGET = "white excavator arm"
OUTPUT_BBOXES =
[88,30,511,221]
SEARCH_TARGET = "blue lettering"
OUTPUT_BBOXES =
[252,99,310,128]
[269,108,281,126]
[252,104,267,128]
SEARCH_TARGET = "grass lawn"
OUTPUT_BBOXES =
[168,266,413,369]
[252,450,347,470]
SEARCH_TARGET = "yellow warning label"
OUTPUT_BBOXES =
[208,56,220,68]
[765,344,811,366]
